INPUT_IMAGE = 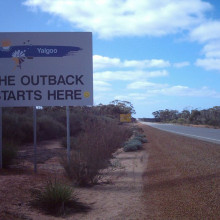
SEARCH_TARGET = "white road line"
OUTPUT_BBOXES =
[157,128,220,143]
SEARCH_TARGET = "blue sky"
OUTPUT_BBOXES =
[1,0,220,117]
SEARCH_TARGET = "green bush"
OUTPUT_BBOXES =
[133,132,146,138]
[37,115,66,141]
[207,119,219,127]
[133,136,148,143]
[30,179,84,216]
[141,137,148,143]
[177,118,186,124]
[3,112,33,144]
[124,139,143,152]
[2,141,17,168]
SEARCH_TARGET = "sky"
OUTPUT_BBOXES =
[0,0,220,117]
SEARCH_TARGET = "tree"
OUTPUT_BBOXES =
[110,100,136,115]
[189,109,201,123]
[180,110,190,120]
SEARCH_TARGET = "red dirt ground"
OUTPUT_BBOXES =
[0,124,220,219]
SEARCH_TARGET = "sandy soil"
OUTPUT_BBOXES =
[0,139,148,220]
[140,123,220,219]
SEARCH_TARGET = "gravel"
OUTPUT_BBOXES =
[141,124,220,219]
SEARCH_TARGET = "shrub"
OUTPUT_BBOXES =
[61,150,105,186]
[2,141,17,168]
[30,179,89,216]
[61,117,132,186]
[177,118,186,125]
[132,131,148,143]
[141,137,148,143]
[61,136,82,151]
[37,115,66,141]
[123,139,142,152]
[3,111,33,144]
[133,136,148,143]
[207,119,219,127]
[170,119,177,123]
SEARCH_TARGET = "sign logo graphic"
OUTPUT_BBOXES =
[0,40,82,69]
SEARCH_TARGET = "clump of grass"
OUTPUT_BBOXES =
[30,179,90,216]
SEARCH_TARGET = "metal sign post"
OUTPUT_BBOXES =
[33,106,37,173]
[66,106,70,163]
[0,107,2,169]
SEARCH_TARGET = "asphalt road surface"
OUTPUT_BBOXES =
[140,122,220,145]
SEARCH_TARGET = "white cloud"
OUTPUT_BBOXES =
[173,61,190,68]
[123,59,170,68]
[94,80,112,92]
[23,0,212,39]
[127,81,166,90]
[114,85,220,103]
[158,85,220,98]
[93,55,170,70]
[94,70,144,81]
[127,80,220,98]
[190,21,220,43]
[93,55,121,70]
[114,93,152,101]
[195,58,220,71]
[143,70,168,77]
[190,21,220,71]
[202,40,220,58]
[94,70,168,81]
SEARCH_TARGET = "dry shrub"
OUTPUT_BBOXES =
[61,118,132,186]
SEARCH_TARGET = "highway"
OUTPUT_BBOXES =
[140,122,220,145]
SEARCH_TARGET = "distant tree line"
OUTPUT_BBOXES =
[151,106,220,127]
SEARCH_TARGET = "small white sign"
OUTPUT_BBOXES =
[0,32,93,107]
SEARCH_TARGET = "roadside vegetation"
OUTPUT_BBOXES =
[141,106,220,127]
[123,131,147,152]
[61,116,132,186]
[1,100,135,216]
[1,100,134,170]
